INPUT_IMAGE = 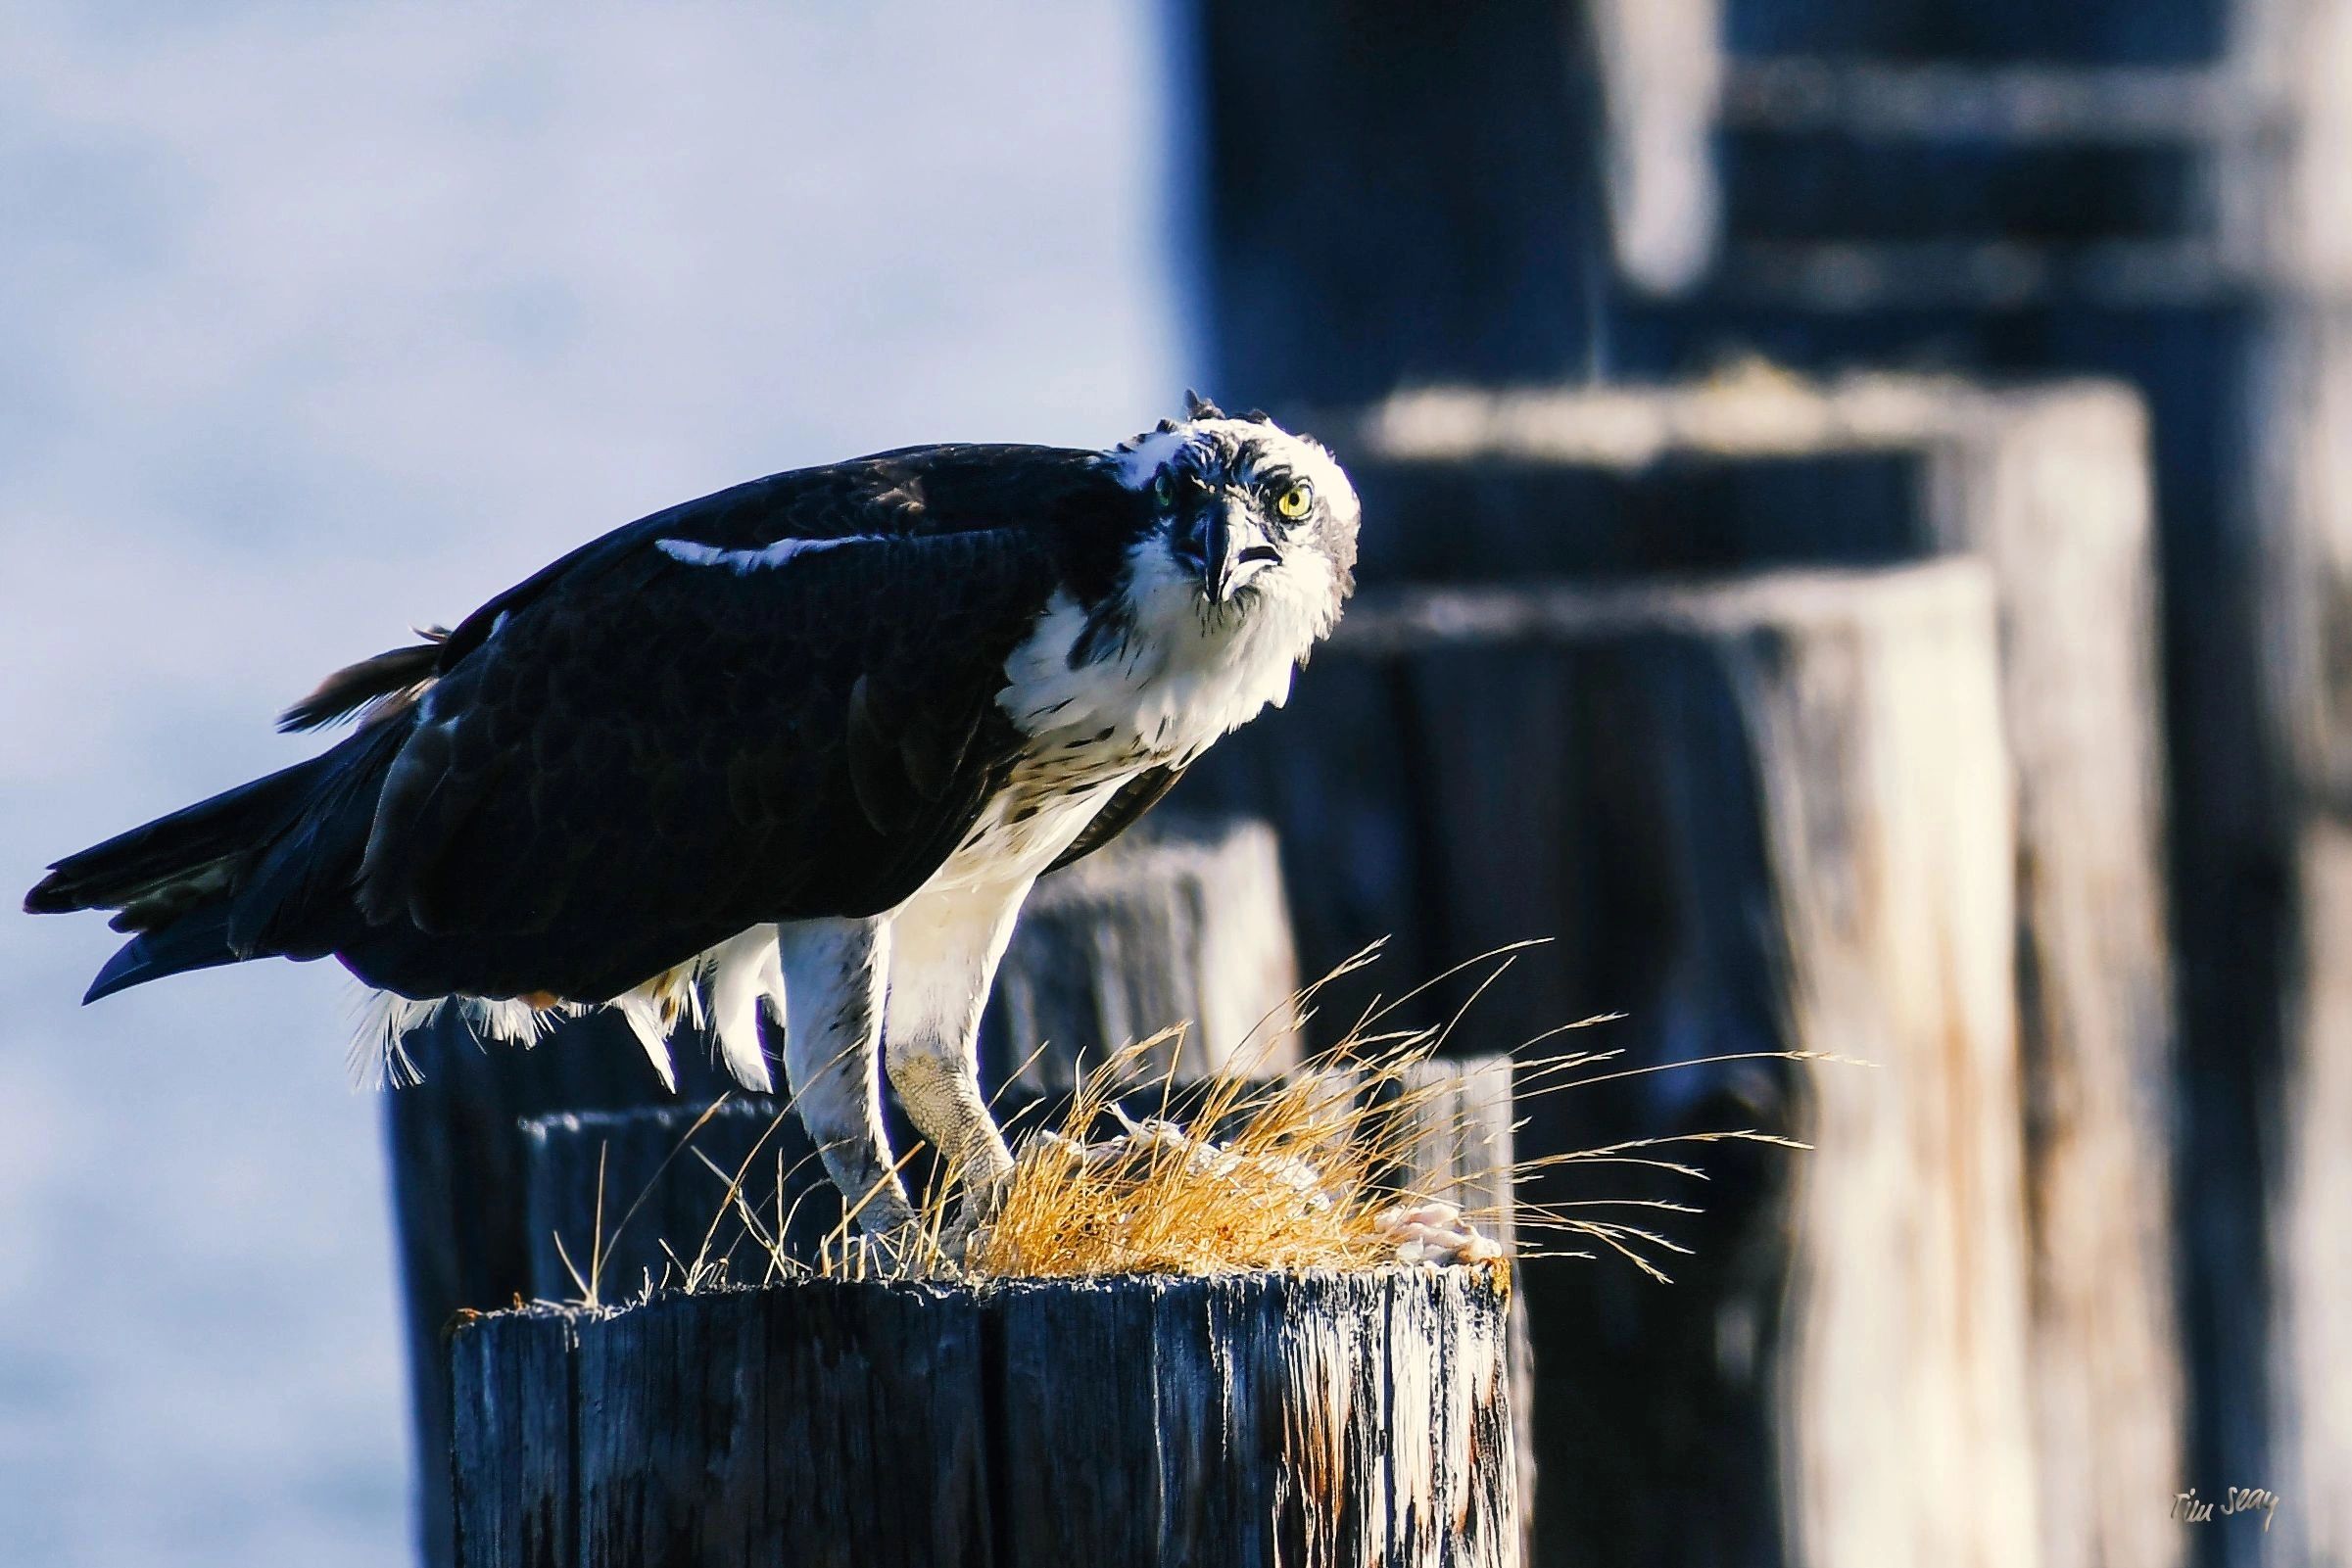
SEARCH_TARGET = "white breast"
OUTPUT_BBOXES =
[998,542,1327,764]
[936,533,1331,896]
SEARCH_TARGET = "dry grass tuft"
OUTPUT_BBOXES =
[568,943,1823,1298]
[955,943,1816,1281]
[966,1026,1440,1278]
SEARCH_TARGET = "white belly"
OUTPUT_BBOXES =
[921,730,1152,896]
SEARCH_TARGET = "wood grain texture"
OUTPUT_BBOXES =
[1385,1057,1538,1562]
[1194,561,2044,1568]
[1190,380,2183,1568]
[1731,567,2035,1568]
[1570,294,2336,1568]
[512,1057,1537,1529]
[1191,16,2346,1563]
[449,1305,576,1568]
[1536,302,2321,1568]
[450,1269,1517,1568]
[512,1056,1539,1550]
[454,1285,990,1568]
[389,812,1302,1567]
[520,1099,840,1302]
[391,1008,715,1568]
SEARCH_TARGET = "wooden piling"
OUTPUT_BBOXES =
[450,1268,1519,1568]
[2280,820,2352,1563]
[1201,561,2042,1567]
[1185,380,2182,1568]
[1330,376,2182,1568]
[1186,0,1615,407]
[386,812,1304,1567]
[1188,8,2352,1562]
[511,1054,1521,1294]
[512,1053,1539,1554]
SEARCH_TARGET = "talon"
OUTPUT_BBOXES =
[936,1152,1013,1265]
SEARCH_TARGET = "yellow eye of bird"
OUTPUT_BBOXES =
[1276,482,1313,520]
[1153,471,1176,508]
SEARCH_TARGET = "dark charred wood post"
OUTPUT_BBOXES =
[451,1283,990,1568]
[1189,0,1616,408]
[451,1268,1518,1568]
[387,1010,706,1568]
[386,813,1303,1567]
[1200,561,2043,1566]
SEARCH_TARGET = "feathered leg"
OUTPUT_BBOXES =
[883,879,1026,1240]
[775,917,915,1238]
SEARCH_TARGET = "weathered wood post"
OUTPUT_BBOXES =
[1190,8,2352,1556]
[1322,377,2182,1568]
[451,1268,1519,1568]
[511,1052,1539,1557]
[1201,560,2043,1567]
[1188,0,1614,407]
[385,813,1304,1566]
[1184,377,2180,1568]
[2282,819,2352,1566]
[1630,40,2352,1554]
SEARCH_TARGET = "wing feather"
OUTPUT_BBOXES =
[353,522,1065,942]
[242,440,1160,1002]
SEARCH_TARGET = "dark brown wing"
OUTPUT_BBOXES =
[323,443,1153,968]
[44,443,1161,1008]
[347,527,1052,940]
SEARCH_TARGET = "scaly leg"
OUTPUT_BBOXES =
[883,878,1028,1238]
[775,916,915,1238]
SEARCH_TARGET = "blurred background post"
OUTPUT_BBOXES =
[1187,1,2349,1564]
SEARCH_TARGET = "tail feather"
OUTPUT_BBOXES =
[230,720,408,956]
[24,756,338,920]
[28,721,407,1004]
[83,906,242,1003]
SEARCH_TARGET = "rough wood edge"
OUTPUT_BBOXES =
[449,1267,1517,1568]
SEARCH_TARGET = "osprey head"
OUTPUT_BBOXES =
[1110,394,1360,634]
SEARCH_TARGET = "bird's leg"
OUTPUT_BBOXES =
[775,916,917,1243]
[883,880,1027,1251]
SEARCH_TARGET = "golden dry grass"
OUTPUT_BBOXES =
[558,944,1818,1300]
[966,1027,1460,1278]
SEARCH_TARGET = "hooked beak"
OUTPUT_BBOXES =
[1182,498,1281,605]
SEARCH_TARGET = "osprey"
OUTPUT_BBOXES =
[26,397,1360,1238]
